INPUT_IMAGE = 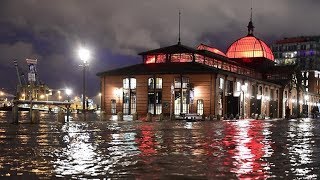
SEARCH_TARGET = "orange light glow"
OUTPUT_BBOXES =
[145,55,155,64]
[226,36,274,61]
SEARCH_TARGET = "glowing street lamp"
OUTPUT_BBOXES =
[65,88,72,96]
[78,47,90,117]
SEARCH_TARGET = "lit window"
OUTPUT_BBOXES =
[197,99,204,115]
[219,78,224,90]
[123,78,137,115]
[148,77,162,115]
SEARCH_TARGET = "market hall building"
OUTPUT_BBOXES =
[97,19,319,119]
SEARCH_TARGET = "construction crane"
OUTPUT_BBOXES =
[13,60,22,86]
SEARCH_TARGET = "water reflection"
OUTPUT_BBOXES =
[287,118,317,179]
[54,123,99,177]
[1,112,320,178]
[223,120,270,179]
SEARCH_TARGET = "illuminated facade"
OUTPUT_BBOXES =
[272,36,320,69]
[98,20,320,119]
[269,36,320,116]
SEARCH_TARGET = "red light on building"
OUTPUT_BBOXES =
[226,36,274,61]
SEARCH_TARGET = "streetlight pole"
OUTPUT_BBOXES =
[78,47,90,120]
[66,88,72,122]
[83,63,86,113]
[241,83,247,119]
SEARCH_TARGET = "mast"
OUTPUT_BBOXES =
[247,0,255,36]
[178,10,181,44]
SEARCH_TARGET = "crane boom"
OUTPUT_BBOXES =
[14,60,22,86]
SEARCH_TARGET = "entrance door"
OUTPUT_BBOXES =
[250,98,262,117]
[269,100,278,118]
[226,96,240,118]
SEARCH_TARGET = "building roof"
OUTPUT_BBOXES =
[138,43,198,55]
[226,35,275,61]
[275,36,320,44]
[197,44,227,57]
[97,62,220,76]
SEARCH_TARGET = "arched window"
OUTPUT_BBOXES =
[148,77,162,114]
[123,78,136,115]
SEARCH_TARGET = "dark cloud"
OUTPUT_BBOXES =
[0,0,319,96]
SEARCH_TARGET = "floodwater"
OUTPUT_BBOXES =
[1,111,320,179]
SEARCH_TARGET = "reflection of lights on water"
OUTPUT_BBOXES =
[232,120,254,175]
[287,119,316,179]
[184,122,193,129]
[226,120,270,179]
[54,123,98,176]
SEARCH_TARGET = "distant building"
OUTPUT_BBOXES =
[271,36,320,115]
[272,36,320,70]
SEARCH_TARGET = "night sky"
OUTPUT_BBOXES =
[1,0,320,97]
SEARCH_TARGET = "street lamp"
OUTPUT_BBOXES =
[65,88,72,122]
[78,47,90,117]
[241,83,248,119]
[98,92,102,110]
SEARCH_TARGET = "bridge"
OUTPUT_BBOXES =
[11,100,73,124]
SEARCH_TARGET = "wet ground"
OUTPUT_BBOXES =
[0,111,320,179]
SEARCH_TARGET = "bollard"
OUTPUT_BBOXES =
[100,111,106,121]
[11,105,19,124]
[202,114,206,121]
[146,112,152,122]
[31,109,40,123]
[117,112,123,121]
[58,110,65,123]
[170,114,176,121]
[132,113,138,121]
[158,113,164,121]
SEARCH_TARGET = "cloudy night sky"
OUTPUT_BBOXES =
[0,0,320,97]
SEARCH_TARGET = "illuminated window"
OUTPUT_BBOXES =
[148,77,162,115]
[236,82,241,92]
[197,99,204,115]
[219,78,224,90]
[145,55,155,64]
[195,54,204,64]
[156,54,166,63]
[123,78,136,115]
[174,77,190,115]
[111,99,116,114]
[171,53,193,62]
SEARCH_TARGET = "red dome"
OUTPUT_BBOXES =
[226,36,274,61]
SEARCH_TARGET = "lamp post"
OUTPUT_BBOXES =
[78,47,90,119]
[66,88,72,122]
[304,94,309,116]
[98,92,102,110]
[241,84,247,119]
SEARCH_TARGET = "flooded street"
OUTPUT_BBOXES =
[1,111,320,179]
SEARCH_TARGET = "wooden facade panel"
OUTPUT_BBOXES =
[101,73,217,116]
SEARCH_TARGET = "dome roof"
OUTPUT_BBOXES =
[226,35,274,61]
